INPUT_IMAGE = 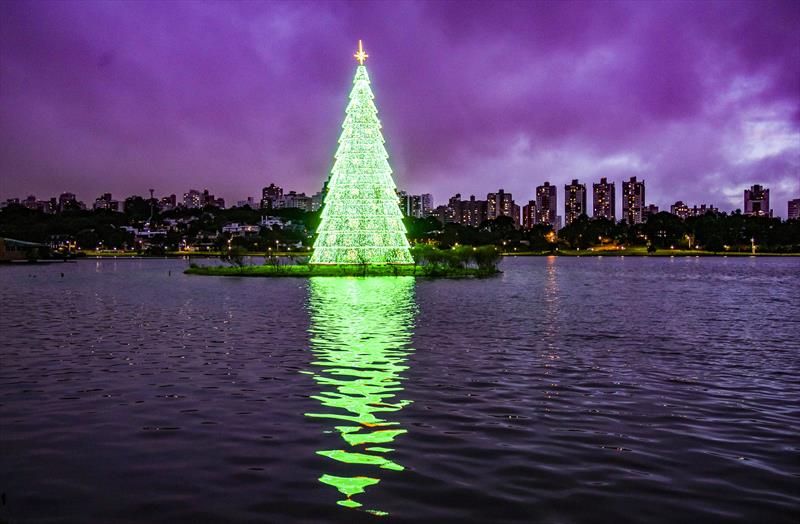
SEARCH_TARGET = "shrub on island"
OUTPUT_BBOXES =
[410,244,501,276]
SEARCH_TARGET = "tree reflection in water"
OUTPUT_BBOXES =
[304,276,416,515]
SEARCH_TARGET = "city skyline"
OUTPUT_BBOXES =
[1,1,799,217]
[4,179,791,226]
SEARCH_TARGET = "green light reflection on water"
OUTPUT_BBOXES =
[305,276,416,514]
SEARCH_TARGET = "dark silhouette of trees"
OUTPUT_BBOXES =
[2,202,798,253]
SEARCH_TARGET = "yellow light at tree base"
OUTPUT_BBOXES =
[310,41,412,265]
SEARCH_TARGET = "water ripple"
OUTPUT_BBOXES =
[0,257,798,522]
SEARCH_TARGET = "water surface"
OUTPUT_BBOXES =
[1,257,798,523]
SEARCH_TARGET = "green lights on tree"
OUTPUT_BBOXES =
[310,41,412,265]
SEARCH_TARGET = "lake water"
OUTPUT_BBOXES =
[1,257,798,523]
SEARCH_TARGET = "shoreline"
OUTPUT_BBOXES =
[507,250,799,257]
[3,250,798,264]
[67,248,800,258]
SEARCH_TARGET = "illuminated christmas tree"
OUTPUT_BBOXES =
[310,41,413,265]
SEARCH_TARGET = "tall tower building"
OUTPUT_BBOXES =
[183,189,203,209]
[442,194,487,227]
[261,183,283,210]
[420,194,433,216]
[744,185,771,217]
[522,200,536,229]
[564,179,587,226]
[462,195,488,227]
[670,201,690,220]
[447,193,463,224]
[397,191,433,218]
[622,176,645,224]
[487,189,515,223]
[689,204,718,217]
[535,182,558,228]
[789,199,800,220]
[592,177,615,221]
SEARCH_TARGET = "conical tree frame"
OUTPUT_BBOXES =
[310,65,413,265]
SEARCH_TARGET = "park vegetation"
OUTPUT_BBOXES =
[1,200,798,257]
[406,212,800,254]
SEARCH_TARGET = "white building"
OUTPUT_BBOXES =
[221,223,260,235]
[259,216,285,229]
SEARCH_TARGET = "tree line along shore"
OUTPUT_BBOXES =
[1,202,798,263]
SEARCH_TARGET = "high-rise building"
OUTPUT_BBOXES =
[93,193,120,212]
[670,201,690,219]
[592,178,615,222]
[46,197,58,213]
[58,192,75,211]
[236,197,258,208]
[564,179,587,226]
[421,194,433,216]
[622,176,645,224]
[22,195,38,210]
[202,189,223,209]
[744,184,771,217]
[789,199,800,220]
[397,191,411,214]
[18,195,54,213]
[160,194,177,211]
[535,182,558,228]
[689,204,718,217]
[522,200,536,229]
[58,192,76,206]
[432,204,455,225]
[439,193,487,226]
[398,191,420,218]
[261,183,283,210]
[486,191,498,219]
[487,189,516,224]
[311,191,324,212]
[57,192,85,211]
[461,195,488,227]
[447,193,463,224]
[183,189,203,209]
[281,191,313,211]
[397,191,434,218]
[644,204,659,220]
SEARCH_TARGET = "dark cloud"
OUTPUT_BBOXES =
[1,0,798,216]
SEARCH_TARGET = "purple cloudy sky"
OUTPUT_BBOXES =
[1,0,798,217]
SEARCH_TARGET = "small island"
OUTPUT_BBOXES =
[185,245,501,278]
